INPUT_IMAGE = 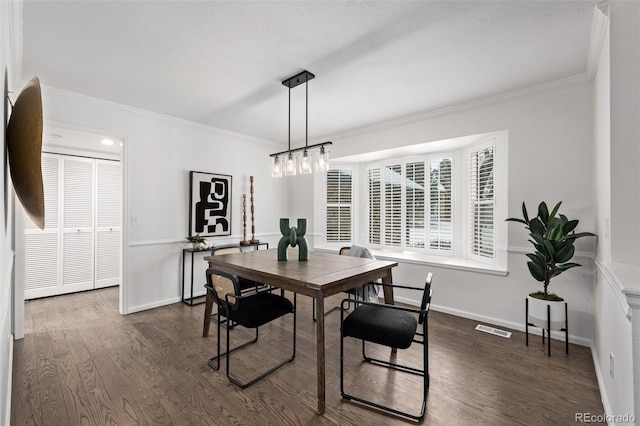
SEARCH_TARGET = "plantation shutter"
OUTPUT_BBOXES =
[405,162,425,248]
[24,155,60,299]
[429,157,453,251]
[62,157,95,292]
[366,167,381,245]
[469,145,495,259]
[95,160,121,288]
[384,164,402,247]
[326,169,352,242]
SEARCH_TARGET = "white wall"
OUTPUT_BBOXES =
[293,80,597,344]
[38,88,289,313]
[591,3,639,422]
[608,0,640,267]
[593,77,636,420]
[0,1,15,423]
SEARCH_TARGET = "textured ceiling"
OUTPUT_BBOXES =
[22,1,597,147]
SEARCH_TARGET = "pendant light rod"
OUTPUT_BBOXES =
[269,141,332,158]
[288,84,291,152]
[305,78,308,149]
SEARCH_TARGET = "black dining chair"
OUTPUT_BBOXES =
[205,268,296,389]
[311,246,365,321]
[340,273,433,421]
[203,245,261,337]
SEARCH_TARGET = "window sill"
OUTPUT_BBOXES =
[313,246,508,276]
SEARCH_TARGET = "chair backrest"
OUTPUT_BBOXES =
[339,246,350,256]
[418,272,433,324]
[347,245,376,260]
[211,245,242,256]
[205,268,240,307]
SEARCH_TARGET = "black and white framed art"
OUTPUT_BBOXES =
[189,171,232,237]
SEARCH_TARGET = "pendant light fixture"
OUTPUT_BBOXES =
[270,70,331,178]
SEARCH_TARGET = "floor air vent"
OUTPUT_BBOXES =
[475,324,512,339]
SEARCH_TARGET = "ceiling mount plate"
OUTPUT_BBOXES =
[282,70,315,88]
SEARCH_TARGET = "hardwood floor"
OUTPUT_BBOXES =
[12,287,604,425]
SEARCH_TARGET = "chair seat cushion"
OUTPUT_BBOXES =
[343,305,417,349]
[228,292,294,329]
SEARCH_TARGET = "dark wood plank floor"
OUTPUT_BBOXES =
[12,287,604,425]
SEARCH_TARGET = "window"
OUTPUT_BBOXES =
[318,132,507,271]
[367,156,453,254]
[325,168,352,242]
[366,167,381,245]
[429,157,452,251]
[384,164,402,247]
[469,145,494,259]
[406,162,425,248]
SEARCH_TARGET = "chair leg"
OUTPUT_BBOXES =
[207,315,259,371]
[203,292,214,337]
[225,295,297,389]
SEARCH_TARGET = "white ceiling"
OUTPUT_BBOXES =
[42,125,123,157]
[22,1,598,149]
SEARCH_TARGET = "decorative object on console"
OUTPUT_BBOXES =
[189,171,232,237]
[249,176,259,243]
[186,233,206,250]
[270,70,332,177]
[240,194,250,246]
[7,76,45,229]
[277,218,309,261]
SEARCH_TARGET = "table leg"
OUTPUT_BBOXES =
[315,293,326,415]
[382,268,395,305]
[381,268,398,354]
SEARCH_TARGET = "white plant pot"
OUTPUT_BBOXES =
[527,295,566,331]
[192,242,202,250]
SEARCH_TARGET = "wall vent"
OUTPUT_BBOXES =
[475,324,512,338]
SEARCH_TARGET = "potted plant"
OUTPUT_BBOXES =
[186,234,206,250]
[506,201,595,329]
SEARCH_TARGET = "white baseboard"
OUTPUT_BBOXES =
[393,294,591,347]
[125,297,182,314]
[590,344,614,424]
[5,334,13,426]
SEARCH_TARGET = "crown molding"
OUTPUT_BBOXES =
[6,0,23,91]
[321,73,591,142]
[39,84,280,147]
[585,3,610,80]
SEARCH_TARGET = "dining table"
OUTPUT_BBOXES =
[203,248,398,415]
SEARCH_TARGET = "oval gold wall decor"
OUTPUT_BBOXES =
[7,77,44,229]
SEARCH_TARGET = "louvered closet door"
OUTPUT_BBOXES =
[62,157,95,294]
[24,154,61,299]
[95,160,121,289]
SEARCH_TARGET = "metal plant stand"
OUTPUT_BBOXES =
[525,298,568,357]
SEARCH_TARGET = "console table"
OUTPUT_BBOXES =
[181,242,269,306]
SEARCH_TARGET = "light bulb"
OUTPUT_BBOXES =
[285,153,297,176]
[315,146,330,172]
[300,150,313,175]
[271,156,282,178]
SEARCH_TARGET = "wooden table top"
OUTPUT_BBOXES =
[204,249,397,297]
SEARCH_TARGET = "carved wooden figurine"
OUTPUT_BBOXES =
[249,176,259,244]
[240,194,250,245]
